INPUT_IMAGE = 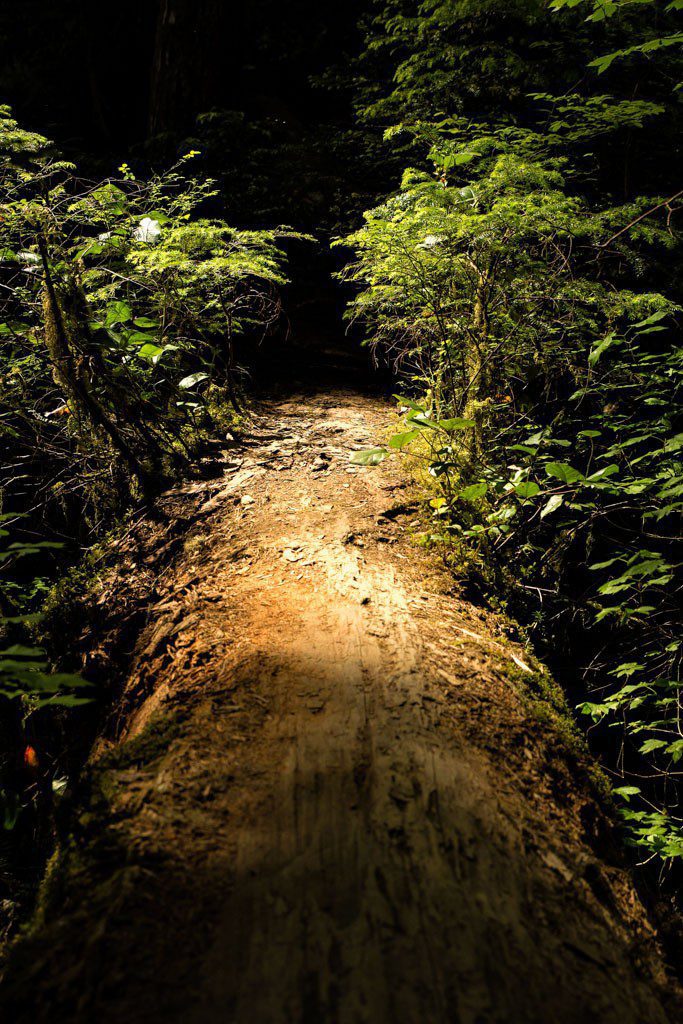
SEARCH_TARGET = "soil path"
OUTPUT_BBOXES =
[1,391,679,1024]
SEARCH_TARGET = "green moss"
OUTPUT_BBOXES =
[510,665,612,800]
[204,385,245,436]
[513,665,584,748]
[23,711,184,940]
[97,712,184,774]
[26,846,70,934]
[78,712,183,815]
[37,525,126,656]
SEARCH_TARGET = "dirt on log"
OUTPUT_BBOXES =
[0,391,680,1024]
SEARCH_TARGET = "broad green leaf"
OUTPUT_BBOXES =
[589,333,620,364]
[126,331,157,346]
[388,429,420,449]
[668,740,683,763]
[540,494,564,518]
[137,344,165,362]
[408,414,441,429]
[458,482,488,501]
[105,301,133,327]
[178,372,210,390]
[0,644,45,657]
[586,464,619,483]
[437,417,476,431]
[634,311,670,329]
[394,395,426,413]
[510,444,538,455]
[613,786,641,802]
[350,448,388,466]
[544,462,585,484]
[514,481,540,499]
[43,694,94,707]
[639,739,667,755]
[589,557,623,570]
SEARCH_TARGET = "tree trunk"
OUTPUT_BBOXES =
[149,0,230,137]
[39,238,154,497]
[464,273,491,452]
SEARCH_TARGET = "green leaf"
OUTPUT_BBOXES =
[588,51,620,74]
[136,344,165,362]
[44,694,94,707]
[668,740,683,763]
[126,331,157,346]
[540,494,564,518]
[394,395,426,413]
[104,301,133,327]
[407,414,441,430]
[514,481,540,499]
[586,464,619,483]
[639,739,667,755]
[589,556,623,570]
[510,444,538,455]
[436,417,476,431]
[2,793,20,831]
[0,644,45,657]
[544,462,585,484]
[178,372,210,390]
[578,701,609,722]
[458,482,488,501]
[634,310,669,329]
[350,448,388,466]
[442,151,477,169]
[589,333,620,364]
[613,786,641,802]
[388,429,420,449]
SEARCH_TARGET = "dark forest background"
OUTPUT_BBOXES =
[0,0,377,230]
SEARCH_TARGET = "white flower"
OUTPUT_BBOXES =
[417,234,445,250]
[17,250,40,264]
[419,234,446,248]
[98,230,112,241]
[133,217,162,243]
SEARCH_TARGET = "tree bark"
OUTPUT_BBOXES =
[39,237,154,496]
[149,0,230,137]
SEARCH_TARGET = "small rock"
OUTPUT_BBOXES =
[283,548,304,562]
[541,850,573,883]
[389,782,414,805]
[273,896,289,916]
